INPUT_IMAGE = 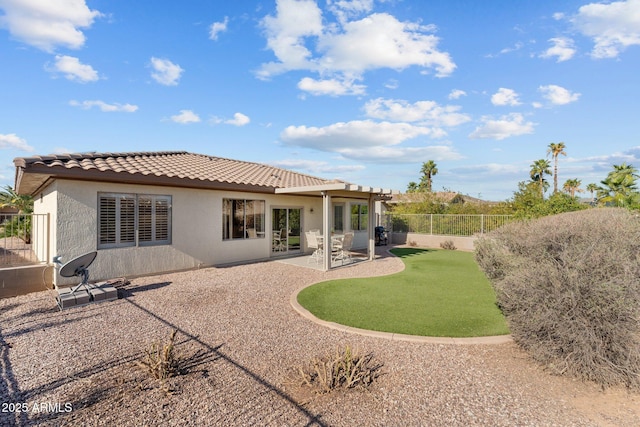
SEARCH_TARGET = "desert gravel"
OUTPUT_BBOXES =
[1,247,639,426]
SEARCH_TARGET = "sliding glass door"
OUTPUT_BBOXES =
[272,208,301,254]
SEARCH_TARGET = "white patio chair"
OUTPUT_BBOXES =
[273,229,286,251]
[306,231,323,264]
[332,232,354,265]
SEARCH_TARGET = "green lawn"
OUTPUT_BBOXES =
[297,248,509,337]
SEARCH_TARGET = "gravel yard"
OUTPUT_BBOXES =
[1,247,639,426]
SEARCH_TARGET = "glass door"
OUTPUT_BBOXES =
[272,208,301,254]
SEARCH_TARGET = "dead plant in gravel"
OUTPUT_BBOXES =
[137,329,185,392]
[288,345,383,394]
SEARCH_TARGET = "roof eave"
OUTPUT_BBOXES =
[14,165,280,196]
[275,183,397,198]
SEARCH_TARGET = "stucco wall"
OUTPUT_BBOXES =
[391,232,477,252]
[47,180,330,285]
[0,265,54,298]
[33,182,58,263]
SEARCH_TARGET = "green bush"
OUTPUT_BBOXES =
[475,208,640,389]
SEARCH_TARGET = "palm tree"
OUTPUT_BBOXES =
[530,159,551,198]
[547,142,567,194]
[0,185,33,214]
[0,186,34,243]
[586,183,598,204]
[406,182,419,193]
[562,178,583,197]
[419,160,438,192]
[597,163,639,206]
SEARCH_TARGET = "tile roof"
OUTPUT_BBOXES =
[14,151,337,194]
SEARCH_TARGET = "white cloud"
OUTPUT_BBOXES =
[53,147,73,154]
[258,2,455,87]
[281,120,433,152]
[210,112,252,126]
[0,133,34,152]
[448,89,466,100]
[170,110,201,124]
[469,113,535,140]
[69,100,138,112]
[500,42,524,55]
[572,0,640,59]
[538,84,580,105]
[364,98,470,128]
[568,146,640,165]
[0,0,101,52]
[209,16,229,40]
[384,79,399,90]
[317,13,455,77]
[279,119,462,162]
[540,37,576,62]
[258,0,324,77]
[328,0,375,23]
[48,55,98,82]
[486,42,524,58]
[298,76,366,96]
[491,88,521,106]
[270,159,365,174]
[150,57,184,86]
[337,144,463,163]
[450,163,523,177]
[225,112,250,126]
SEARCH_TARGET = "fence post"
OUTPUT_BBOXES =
[429,214,433,235]
[481,214,484,235]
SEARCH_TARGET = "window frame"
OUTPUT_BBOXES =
[222,198,265,241]
[97,192,172,249]
[350,203,368,231]
[333,203,344,233]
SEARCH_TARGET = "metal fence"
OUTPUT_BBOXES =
[0,213,49,266]
[383,214,514,237]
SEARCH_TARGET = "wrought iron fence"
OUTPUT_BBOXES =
[0,213,49,266]
[384,214,513,237]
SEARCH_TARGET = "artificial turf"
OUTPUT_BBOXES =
[297,247,509,337]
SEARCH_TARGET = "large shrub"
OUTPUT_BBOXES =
[475,208,640,389]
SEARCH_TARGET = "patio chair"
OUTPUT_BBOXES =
[306,231,323,264]
[273,229,286,252]
[332,231,354,265]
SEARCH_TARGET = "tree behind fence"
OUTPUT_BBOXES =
[384,214,513,236]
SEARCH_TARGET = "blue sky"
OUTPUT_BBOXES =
[1,0,640,200]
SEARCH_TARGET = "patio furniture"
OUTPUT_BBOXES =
[332,232,354,265]
[273,229,286,251]
[306,231,323,264]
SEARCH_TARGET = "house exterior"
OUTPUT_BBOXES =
[13,151,395,286]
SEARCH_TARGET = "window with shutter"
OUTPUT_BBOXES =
[98,193,171,249]
[99,196,116,245]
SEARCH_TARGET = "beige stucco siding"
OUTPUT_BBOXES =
[46,180,325,285]
[33,182,58,264]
